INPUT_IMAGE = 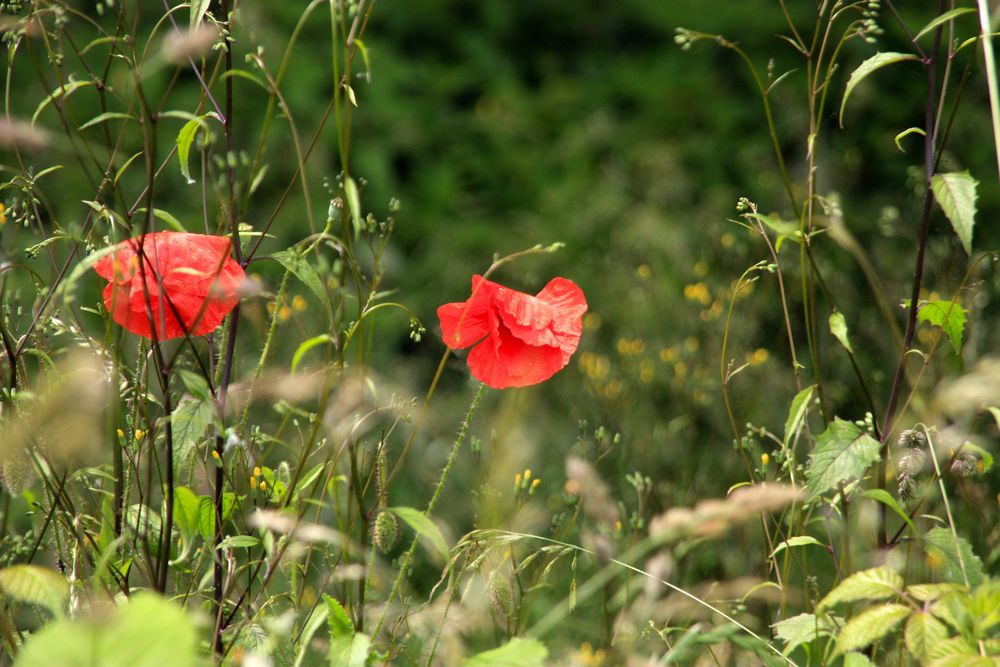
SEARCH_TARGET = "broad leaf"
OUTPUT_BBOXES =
[924,527,985,587]
[462,638,548,667]
[819,566,903,610]
[389,506,450,560]
[905,611,949,663]
[170,397,214,471]
[273,250,327,303]
[805,418,880,500]
[772,612,836,656]
[931,171,977,255]
[843,653,877,667]
[325,595,368,667]
[917,300,967,354]
[770,535,825,559]
[840,53,920,126]
[861,489,915,533]
[0,565,69,614]
[173,486,202,545]
[907,583,964,602]
[834,603,910,654]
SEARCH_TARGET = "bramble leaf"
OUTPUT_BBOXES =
[462,638,548,666]
[819,566,903,610]
[905,611,949,663]
[834,604,909,655]
[931,171,977,255]
[924,527,985,588]
[805,418,880,500]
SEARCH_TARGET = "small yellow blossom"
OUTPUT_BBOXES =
[636,264,651,279]
[684,337,700,353]
[253,466,262,478]
[659,346,677,362]
[748,348,769,366]
[530,478,540,493]
[134,429,145,441]
[291,294,308,312]
[523,469,532,482]
[720,232,735,248]
[761,453,770,466]
[514,473,522,489]
[278,305,292,322]
[259,480,268,492]
[212,450,221,460]
[0,203,6,225]
[683,282,711,305]
[249,476,257,488]
[117,428,125,439]
[674,361,688,377]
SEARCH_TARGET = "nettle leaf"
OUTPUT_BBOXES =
[170,397,215,471]
[923,527,986,588]
[905,611,949,663]
[834,603,910,655]
[389,506,450,560]
[907,583,964,602]
[927,636,979,663]
[917,300,967,355]
[772,612,836,656]
[462,638,548,667]
[0,565,69,614]
[843,653,877,667]
[805,418,880,501]
[931,171,977,255]
[272,250,327,303]
[829,312,853,354]
[840,52,920,126]
[819,566,903,610]
[325,595,369,667]
[784,384,815,448]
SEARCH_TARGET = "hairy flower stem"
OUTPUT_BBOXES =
[372,383,487,646]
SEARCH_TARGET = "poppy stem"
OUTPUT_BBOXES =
[371,382,487,644]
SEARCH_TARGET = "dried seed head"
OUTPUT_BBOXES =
[950,453,978,478]
[897,429,926,450]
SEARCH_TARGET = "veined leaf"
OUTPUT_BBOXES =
[924,527,985,587]
[905,611,949,663]
[840,52,919,126]
[805,418,880,500]
[462,638,548,667]
[389,506,449,560]
[772,612,837,656]
[819,566,903,610]
[917,300,967,355]
[834,604,910,655]
[829,312,853,354]
[931,171,977,255]
[272,250,327,303]
[0,565,69,614]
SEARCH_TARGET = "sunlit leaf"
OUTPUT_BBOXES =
[819,566,903,610]
[389,506,450,560]
[0,565,69,615]
[829,312,853,354]
[784,384,815,448]
[462,638,548,667]
[905,611,949,663]
[770,535,825,559]
[840,52,919,126]
[273,250,327,303]
[917,300,967,355]
[772,612,837,656]
[805,418,880,500]
[931,171,977,255]
[834,603,909,655]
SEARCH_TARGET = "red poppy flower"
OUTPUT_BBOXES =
[437,275,587,389]
[93,231,244,340]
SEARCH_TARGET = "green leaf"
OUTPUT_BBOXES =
[32,80,94,126]
[834,603,910,655]
[218,536,260,549]
[926,636,979,663]
[931,171,978,255]
[805,418,881,500]
[172,486,202,545]
[916,300,967,355]
[840,52,920,126]
[325,595,368,667]
[197,492,236,542]
[829,312,853,354]
[14,592,205,667]
[818,566,903,610]
[905,611,949,663]
[843,653,878,667]
[988,407,1000,430]
[861,489,915,533]
[175,116,211,185]
[769,535,825,559]
[291,334,335,373]
[924,527,985,588]
[190,0,212,28]
[78,111,136,131]
[462,638,548,667]
[170,397,214,471]
[914,7,977,42]
[0,565,69,614]
[907,583,964,602]
[344,176,362,238]
[957,441,993,474]
[772,612,836,656]
[272,250,327,303]
[325,595,353,637]
[146,208,188,233]
[893,126,926,152]
[389,506,450,560]
[784,384,815,448]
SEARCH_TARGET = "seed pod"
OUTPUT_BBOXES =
[372,510,399,554]
[487,570,515,619]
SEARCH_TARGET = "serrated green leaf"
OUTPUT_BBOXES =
[772,612,836,656]
[784,384,815,448]
[835,603,910,655]
[769,535,825,559]
[0,565,69,614]
[907,583,964,602]
[840,52,920,126]
[905,611,949,662]
[924,527,985,588]
[272,250,327,303]
[197,492,236,542]
[805,418,881,500]
[829,312,853,354]
[325,595,367,667]
[462,638,548,667]
[931,171,977,255]
[914,7,977,42]
[32,80,94,126]
[917,300,967,355]
[926,636,979,663]
[861,489,915,533]
[325,595,353,637]
[170,398,214,471]
[843,653,877,667]
[389,506,450,560]
[819,566,903,610]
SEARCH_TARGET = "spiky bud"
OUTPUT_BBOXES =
[372,510,399,554]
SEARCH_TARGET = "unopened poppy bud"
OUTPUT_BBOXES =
[372,511,399,554]
[487,570,515,619]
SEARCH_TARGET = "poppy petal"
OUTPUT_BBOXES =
[467,319,565,389]
[437,275,498,349]
[535,277,587,362]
